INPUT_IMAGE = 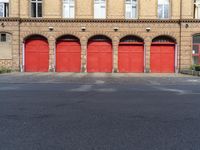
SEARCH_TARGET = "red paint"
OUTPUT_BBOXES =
[150,44,175,73]
[25,39,49,72]
[118,43,144,73]
[87,41,112,72]
[56,41,81,72]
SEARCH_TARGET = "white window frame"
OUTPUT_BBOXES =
[194,0,200,19]
[0,0,9,17]
[63,0,75,18]
[125,0,138,19]
[94,0,106,19]
[158,0,170,19]
[30,0,43,18]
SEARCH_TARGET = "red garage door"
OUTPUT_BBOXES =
[151,44,175,73]
[56,37,81,72]
[87,36,112,72]
[25,36,49,72]
[118,36,144,73]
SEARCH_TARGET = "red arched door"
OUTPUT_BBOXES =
[25,36,49,72]
[118,36,144,73]
[150,36,175,73]
[56,36,81,72]
[87,36,112,72]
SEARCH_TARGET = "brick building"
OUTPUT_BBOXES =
[0,0,200,73]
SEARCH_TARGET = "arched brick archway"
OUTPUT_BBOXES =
[150,35,176,73]
[24,34,49,72]
[87,35,113,72]
[55,35,81,72]
[118,35,145,73]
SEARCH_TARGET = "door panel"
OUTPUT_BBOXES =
[151,44,175,73]
[25,39,49,72]
[87,41,112,72]
[118,44,144,73]
[56,41,81,72]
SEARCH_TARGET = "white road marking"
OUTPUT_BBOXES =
[70,85,93,92]
[158,87,200,95]
[187,79,200,83]
[95,80,105,85]
[96,88,116,92]
[148,80,161,85]
[0,87,20,90]
[159,87,188,95]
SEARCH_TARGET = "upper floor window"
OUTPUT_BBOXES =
[94,0,106,19]
[63,0,75,18]
[31,0,42,18]
[194,0,200,19]
[158,0,169,19]
[125,0,137,19]
[0,0,9,17]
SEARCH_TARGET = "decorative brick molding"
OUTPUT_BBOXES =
[1,18,200,23]
[86,32,114,42]
[118,33,145,41]
[53,32,82,41]
[21,32,50,42]
[150,33,178,43]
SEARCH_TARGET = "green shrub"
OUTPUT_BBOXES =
[0,67,12,74]
[195,65,200,71]
[190,65,200,71]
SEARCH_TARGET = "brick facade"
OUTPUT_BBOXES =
[0,0,200,72]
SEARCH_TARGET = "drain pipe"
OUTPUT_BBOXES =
[18,0,21,72]
[144,44,146,73]
[22,42,25,72]
[54,42,56,72]
[179,0,183,73]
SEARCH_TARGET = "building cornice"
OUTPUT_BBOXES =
[0,17,20,22]
[20,18,181,23]
[181,19,200,23]
[0,18,200,23]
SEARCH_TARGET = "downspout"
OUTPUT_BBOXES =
[179,0,182,72]
[144,44,146,73]
[18,0,21,71]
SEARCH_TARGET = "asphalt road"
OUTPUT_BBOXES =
[0,73,200,150]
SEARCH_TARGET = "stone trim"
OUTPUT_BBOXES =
[1,18,200,23]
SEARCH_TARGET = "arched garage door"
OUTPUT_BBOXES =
[150,36,176,73]
[118,36,144,73]
[56,35,81,72]
[25,35,49,72]
[87,35,112,72]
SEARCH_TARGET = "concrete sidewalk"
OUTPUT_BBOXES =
[0,72,198,84]
[0,72,191,78]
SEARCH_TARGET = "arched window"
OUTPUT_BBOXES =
[158,0,169,19]
[120,35,143,43]
[94,0,106,19]
[31,0,42,18]
[88,35,111,42]
[152,36,175,43]
[57,35,79,42]
[125,0,137,19]
[0,0,9,17]
[63,0,75,18]
[194,0,200,19]
[192,35,200,65]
